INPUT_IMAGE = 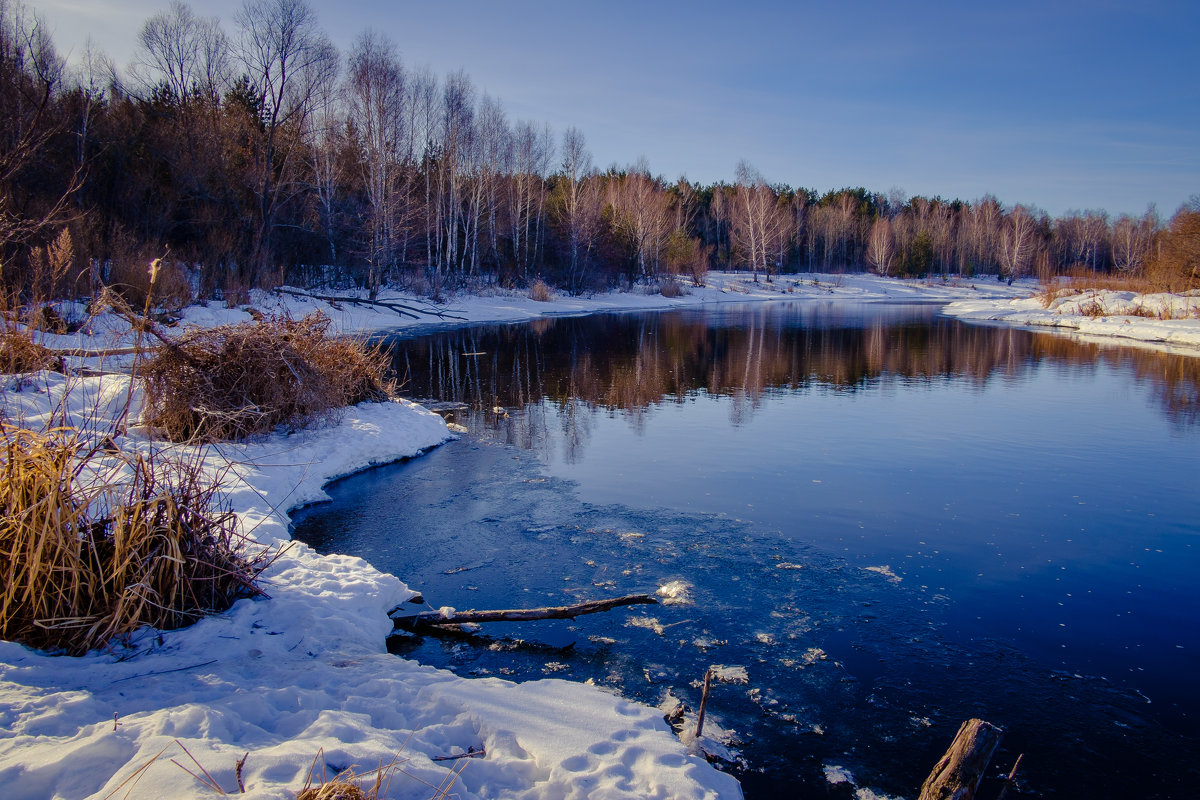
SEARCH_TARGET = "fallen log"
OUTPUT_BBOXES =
[918,718,1003,800]
[389,593,657,629]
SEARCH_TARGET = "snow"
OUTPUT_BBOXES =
[3,270,1195,800]
[943,287,1200,352]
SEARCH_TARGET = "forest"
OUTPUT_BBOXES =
[2,0,1197,307]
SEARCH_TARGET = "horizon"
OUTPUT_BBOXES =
[35,0,1200,219]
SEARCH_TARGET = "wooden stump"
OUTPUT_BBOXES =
[918,718,1003,800]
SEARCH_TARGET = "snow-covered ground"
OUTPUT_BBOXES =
[3,271,1195,800]
[943,287,1200,352]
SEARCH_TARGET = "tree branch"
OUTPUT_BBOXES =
[390,593,658,629]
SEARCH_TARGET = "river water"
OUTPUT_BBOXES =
[292,302,1199,798]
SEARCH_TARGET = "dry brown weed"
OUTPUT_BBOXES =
[0,423,269,654]
[139,313,393,443]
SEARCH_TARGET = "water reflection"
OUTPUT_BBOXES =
[389,303,1200,449]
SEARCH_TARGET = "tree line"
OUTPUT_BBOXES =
[2,0,1196,306]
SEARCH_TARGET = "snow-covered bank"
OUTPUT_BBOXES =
[943,288,1200,352]
[0,371,739,799]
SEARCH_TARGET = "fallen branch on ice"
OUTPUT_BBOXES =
[389,593,658,629]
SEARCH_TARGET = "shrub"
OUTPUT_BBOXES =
[658,277,686,298]
[140,313,394,443]
[529,278,552,302]
[0,326,64,374]
[0,423,268,655]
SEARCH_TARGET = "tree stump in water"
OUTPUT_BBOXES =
[918,718,1003,800]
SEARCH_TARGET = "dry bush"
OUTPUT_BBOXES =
[1145,209,1200,293]
[222,273,251,308]
[140,313,394,443]
[528,278,552,302]
[0,423,268,655]
[658,277,686,298]
[0,326,64,374]
[1037,286,1074,308]
[153,261,194,311]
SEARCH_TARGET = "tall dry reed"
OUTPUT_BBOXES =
[0,422,268,654]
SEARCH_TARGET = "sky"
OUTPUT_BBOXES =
[35,0,1200,218]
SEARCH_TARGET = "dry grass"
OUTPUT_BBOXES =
[528,279,552,302]
[0,423,268,655]
[297,748,469,800]
[0,326,65,374]
[1041,265,1197,297]
[139,313,394,443]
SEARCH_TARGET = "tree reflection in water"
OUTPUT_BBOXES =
[388,303,1200,460]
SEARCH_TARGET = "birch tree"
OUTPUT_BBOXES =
[731,161,773,281]
[866,217,895,276]
[999,205,1037,284]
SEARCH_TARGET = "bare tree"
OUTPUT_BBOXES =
[346,29,406,292]
[730,161,774,281]
[132,1,229,102]
[302,33,342,268]
[999,205,1038,284]
[558,126,592,289]
[0,0,80,290]
[234,0,337,282]
[506,119,553,281]
[609,167,672,281]
[1110,208,1157,274]
[866,217,895,276]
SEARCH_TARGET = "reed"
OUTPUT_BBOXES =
[0,422,268,655]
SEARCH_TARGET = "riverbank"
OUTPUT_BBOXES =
[5,271,1194,799]
[943,287,1200,352]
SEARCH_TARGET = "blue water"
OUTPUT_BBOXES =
[293,303,1199,798]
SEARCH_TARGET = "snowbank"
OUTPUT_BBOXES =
[0,371,739,798]
[943,288,1200,352]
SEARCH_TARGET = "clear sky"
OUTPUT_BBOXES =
[36,0,1200,217]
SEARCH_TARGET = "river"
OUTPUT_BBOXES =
[292,302,1199,798]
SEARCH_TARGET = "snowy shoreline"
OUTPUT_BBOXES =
[4,272,1197,800]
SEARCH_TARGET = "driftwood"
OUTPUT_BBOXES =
[390,593,657,629]
[272,288,465,321]
[919,718,1003,800]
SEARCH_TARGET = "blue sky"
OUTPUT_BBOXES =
[39,0,1200,217]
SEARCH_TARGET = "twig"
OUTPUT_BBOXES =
[431,747,485,762]
[108,659,218,685]
[996,753,1025,800]
[235,752,248,794]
